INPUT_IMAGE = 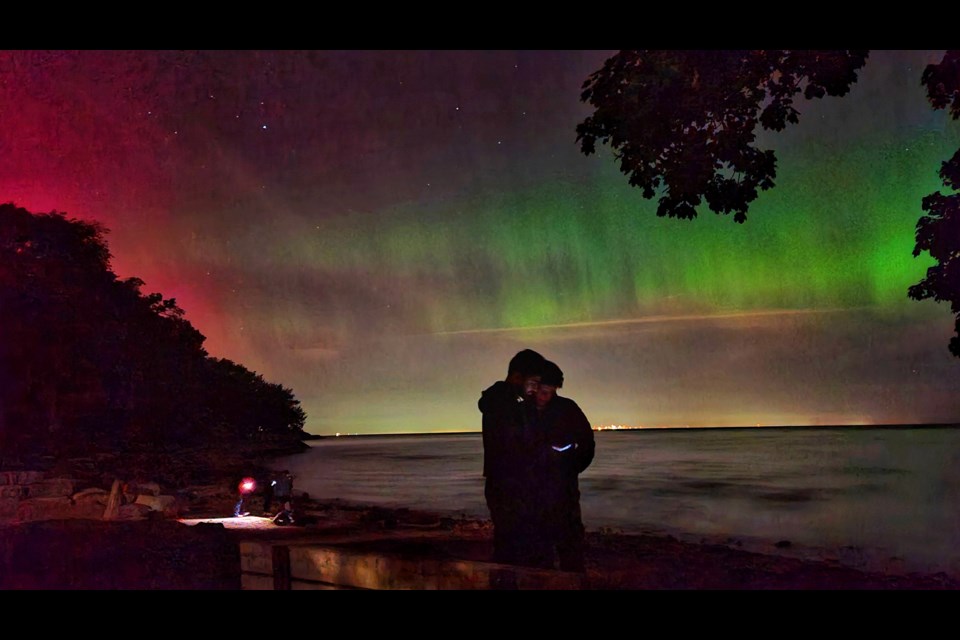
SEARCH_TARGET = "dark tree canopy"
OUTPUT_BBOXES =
[578,49,960,360]
[576,50,869,222]
[922,50,960,119]
[0,203,307,464]
[910,51,960,356]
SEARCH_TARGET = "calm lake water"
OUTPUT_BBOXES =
[271,426,960,577]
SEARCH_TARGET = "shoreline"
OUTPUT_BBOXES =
[306,423,960,438]
[287,429,960,581]
[201,490,960,589]
[3,489,959,589]
[290,495,960,589]
[3,446,958,590]
[9,484,960,590]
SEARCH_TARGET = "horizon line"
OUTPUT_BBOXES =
[305,421,960,437]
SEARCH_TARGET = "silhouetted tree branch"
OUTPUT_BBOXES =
[578,49,960,359]
[910,51,960,356]
[576,50,868,222]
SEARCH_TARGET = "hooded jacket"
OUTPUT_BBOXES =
[534,395,595,478]
[479,380,539,484]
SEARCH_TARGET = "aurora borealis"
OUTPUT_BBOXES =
[2,50,959,434]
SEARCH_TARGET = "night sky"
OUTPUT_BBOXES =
[3,50,959,435]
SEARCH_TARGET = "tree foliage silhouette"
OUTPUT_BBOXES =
[0,203,306,462]
[578,49,960,357]
[909,51,960,356]
[576,50,868,222]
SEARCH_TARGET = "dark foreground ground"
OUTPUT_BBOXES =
[3,493,959,590]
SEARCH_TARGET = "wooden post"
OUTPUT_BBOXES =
[272,545,291,591]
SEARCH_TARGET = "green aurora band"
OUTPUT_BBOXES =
[20,50,955,434]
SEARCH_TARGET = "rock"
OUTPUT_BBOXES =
[72,500,110,520]
[66,457,97,469]
[73,488,108,507]
[11,496,103,522]
[134,494,178,515]
[23,478,75,498]
[0,496,19,520]
[116,503,152,520]
[0,471,44,485]
[0,486,24,499]
[184,484,231,498]
[775,540,792,549]
[73,487,108,499]
[453,519,486,533]
[130,481,161,497]
[16,497,73,522]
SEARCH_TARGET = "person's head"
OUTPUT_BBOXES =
[506,349,546,392]
[536,360,563,409]
[523,374,541,398]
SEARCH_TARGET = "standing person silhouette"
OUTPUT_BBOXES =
[271,470,295,525]
[478,349,548,567]
[527,360,595,572]
[264,470,294,522]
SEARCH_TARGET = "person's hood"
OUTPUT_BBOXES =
[477,380,517,414]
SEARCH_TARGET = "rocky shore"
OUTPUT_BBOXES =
[3,481,960,589]
[2,449,959,590]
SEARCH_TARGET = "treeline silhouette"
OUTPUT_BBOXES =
[0,203,306,471]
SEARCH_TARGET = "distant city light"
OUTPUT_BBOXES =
[593,424,643,431]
